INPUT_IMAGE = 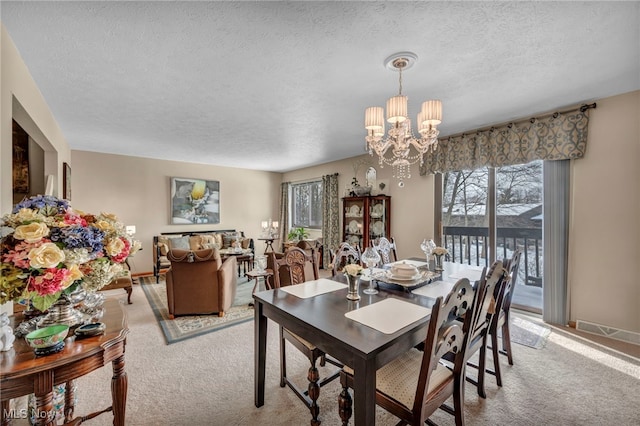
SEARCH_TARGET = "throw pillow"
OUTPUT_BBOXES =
[222,232,237,249]
[189,235,204,251]
[170,236,190,250]
[241,238,251,249]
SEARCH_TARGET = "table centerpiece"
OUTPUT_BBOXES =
[343,263,363,301]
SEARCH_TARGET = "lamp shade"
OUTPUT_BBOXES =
[365,107,384,130]
[386,95,408,123]
[421,100,442,126]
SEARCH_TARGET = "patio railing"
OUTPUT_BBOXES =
[443,226,542,287]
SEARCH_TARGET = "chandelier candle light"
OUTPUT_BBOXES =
[365,52,442,187]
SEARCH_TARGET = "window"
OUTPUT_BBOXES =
[438,160,543,312]
[291,180,323,229]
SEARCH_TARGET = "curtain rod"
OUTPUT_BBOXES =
[288,173,338,185]
[441,102,597,140]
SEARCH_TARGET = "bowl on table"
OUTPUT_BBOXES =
[25,324,69,355]
[390,262,419,279]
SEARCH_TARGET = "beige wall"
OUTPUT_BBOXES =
[1,25,70,214]
[71,151,282,274]
[569,90,640,333]
[282,155,436,260]
[1,25,71,314]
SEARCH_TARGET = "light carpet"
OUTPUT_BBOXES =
[507,316,551,349]
[13,286,638,425]
[139,275,254,344]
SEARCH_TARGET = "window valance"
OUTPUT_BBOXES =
[420,105,594,175]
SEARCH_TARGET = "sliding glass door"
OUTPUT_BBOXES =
[439,160,543,313]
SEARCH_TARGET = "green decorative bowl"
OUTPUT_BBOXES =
[25,324,69,350]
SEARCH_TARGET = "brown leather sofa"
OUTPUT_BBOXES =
[165,248,237,318]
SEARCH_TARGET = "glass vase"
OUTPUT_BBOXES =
[345,274,360,301]
[434,254,444,271]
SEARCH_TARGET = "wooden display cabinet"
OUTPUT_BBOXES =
[342,195,391,249]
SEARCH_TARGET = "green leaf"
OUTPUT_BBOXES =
[30,291,62,312]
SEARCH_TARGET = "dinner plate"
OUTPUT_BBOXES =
[372,221,384,235]
[349,205,360,216]
[348,220,359,233]
[349,235,360,245]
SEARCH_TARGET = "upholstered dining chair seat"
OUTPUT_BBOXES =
[343,348,453,409]
[287,330,315,350]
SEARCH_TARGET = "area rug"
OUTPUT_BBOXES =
[507,316,551,349]
[139,275,254,345]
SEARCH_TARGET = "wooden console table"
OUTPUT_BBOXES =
[0,298,129,426]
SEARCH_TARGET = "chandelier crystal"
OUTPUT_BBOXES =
[364,52,442,187]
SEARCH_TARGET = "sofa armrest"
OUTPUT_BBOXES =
[218,256,238,311]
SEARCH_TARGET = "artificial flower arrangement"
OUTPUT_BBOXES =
[343,263,363,277]
[432,247,449,256]
[0,195,137,312]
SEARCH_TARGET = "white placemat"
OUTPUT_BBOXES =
[280,278,347,299]
[411,280,455,300]
[388,259,428,268]
[344,298,431,334]
[447,267,484,282]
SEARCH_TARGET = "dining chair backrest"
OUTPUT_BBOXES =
[468,261,505,338]
[499,250,522,315]
[331,242,361,276]
[371,236,398,264]
[271,247,319,288]
[412,277,475,419]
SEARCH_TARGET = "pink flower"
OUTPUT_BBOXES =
[64,211,87,227]
[109,237,131,263]
[2,239,48,269]
[28,267,71,296]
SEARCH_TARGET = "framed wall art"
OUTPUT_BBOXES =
[63,162,72,200]
[170,177,220,224]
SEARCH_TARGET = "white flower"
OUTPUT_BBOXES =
[432,247,448,256]
[28,242,65,269]
[344,263,363,276]
[13,222,49,243]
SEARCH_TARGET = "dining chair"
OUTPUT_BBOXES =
[330,242,362,276]
[486,249,522,386]
[371,236,398,264]
[270,247,342,424]
[338,277,476,426]
[441,260,507,399]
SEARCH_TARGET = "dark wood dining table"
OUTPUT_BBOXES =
[253,273,439,425]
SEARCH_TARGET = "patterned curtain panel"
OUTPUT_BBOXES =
[278,182,289,250]
[321,173,340,268]
[420,107,591,175]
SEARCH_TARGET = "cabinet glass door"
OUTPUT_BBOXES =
[369,198,387,242]
[344,198,365,248]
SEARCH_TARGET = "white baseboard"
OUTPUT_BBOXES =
[576,320,640,346]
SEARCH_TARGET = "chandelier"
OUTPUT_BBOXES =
[365,52,442,187]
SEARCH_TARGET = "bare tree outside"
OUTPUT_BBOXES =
[441,160,543,304]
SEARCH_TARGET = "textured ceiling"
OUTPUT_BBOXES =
[2,1,639,172]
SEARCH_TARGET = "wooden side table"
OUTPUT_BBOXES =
[258,238,278,253]
[1,298,128,426]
